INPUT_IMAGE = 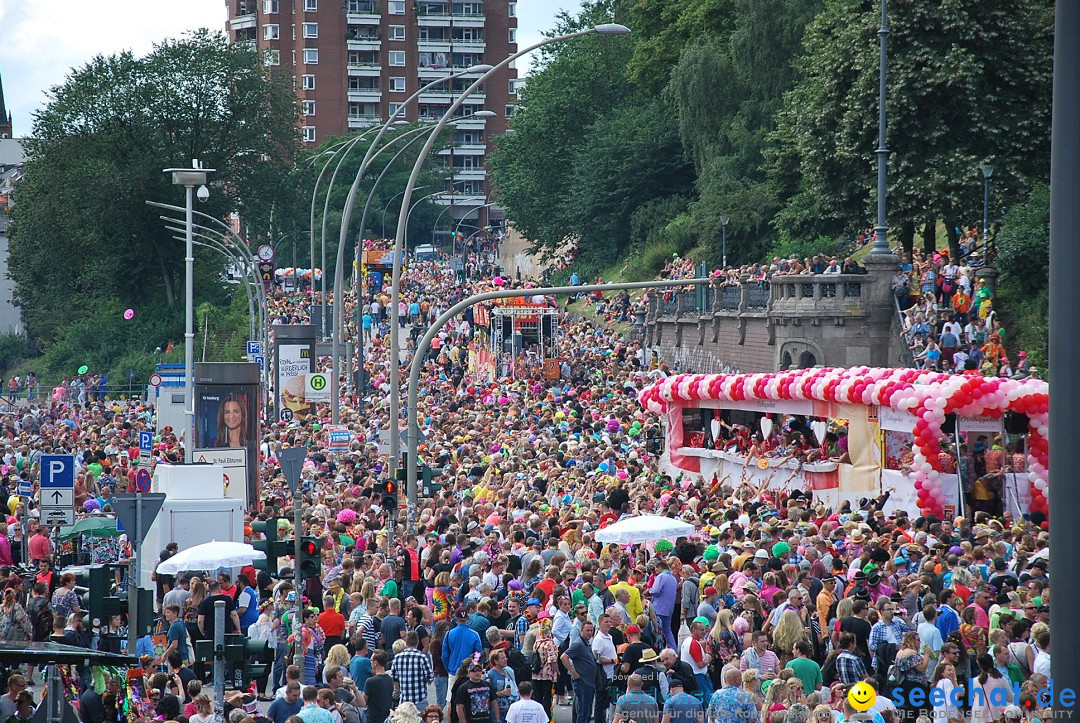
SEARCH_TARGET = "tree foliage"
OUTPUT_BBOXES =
[665,0,823,263]
[9,30,301,349]
[625,0,735,95]
[768,0,1053,255]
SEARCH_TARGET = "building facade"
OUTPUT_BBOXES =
[225,0,518,231]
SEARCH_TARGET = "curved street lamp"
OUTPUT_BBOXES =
[388,24,632,492]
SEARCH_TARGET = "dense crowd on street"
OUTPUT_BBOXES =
[0,231,1053,723]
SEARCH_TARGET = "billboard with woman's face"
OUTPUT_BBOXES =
[194,370,261,509]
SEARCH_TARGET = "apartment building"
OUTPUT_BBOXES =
[225,0,518,230]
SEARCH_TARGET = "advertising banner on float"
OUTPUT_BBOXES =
[193,362,262,508]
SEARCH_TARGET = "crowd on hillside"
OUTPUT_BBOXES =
[0,230,1052,723]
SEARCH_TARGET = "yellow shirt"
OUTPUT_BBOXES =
[608,581,644,622]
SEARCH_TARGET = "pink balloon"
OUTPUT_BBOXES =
[123,308,135,320]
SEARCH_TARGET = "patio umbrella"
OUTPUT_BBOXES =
[155,541,265,575]
[594,515,695,545]
[59,517,120,542]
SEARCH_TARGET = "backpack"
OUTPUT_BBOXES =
[875,641,898,686]
[821,651,839,687]
[31,602,53,643]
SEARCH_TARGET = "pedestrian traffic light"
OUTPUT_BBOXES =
[381,478,399,516]
[73,565,124,632]
[251,518,291,575]
[241,638,275,688]
[421,466,445,497]
[298,536,321,579]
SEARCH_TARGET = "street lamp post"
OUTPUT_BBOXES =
[980,164,994,252]
[389,24,631,504]
[163,161,214,464]
[720,215,730,267]
[870,0,891,255]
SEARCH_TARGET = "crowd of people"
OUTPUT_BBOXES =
[0,230,1053,723]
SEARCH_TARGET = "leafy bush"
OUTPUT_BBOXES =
[766,232,838,262]
[994,184,1049,296]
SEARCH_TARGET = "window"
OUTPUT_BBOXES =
[263,49,280,65]
[303,126,316,143]
[389,1,405,14]
[509,28,517,44]
[505,105,515,117]
[508,3,516,17]
[508,80,517,95]
[390,77,405,92]
[291,49,296,65]
[389,25,405,41]
[302,74,316,90]
[389,51,406,66]
[389,103,403,116]
[263,0,279,13]
[303,48,319,64]
[263,24,280,40]
[303,22,318,38]
[302,100,316,116]
[303,0,317,10]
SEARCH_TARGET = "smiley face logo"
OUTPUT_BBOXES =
[848,681,877,712]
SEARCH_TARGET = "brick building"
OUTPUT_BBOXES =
[225,0,518,230]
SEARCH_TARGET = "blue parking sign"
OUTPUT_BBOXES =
[138,430,154,452]
[247,340,263,356]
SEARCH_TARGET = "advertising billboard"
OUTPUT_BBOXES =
[193,363,262,508]
[274,325,316,423]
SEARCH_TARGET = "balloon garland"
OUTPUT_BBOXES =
[640,367,1050,523]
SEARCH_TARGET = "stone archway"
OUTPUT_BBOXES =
[776,339,826,370]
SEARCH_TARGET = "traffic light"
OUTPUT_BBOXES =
[251,518,292,575]
[73,565,125,631]
[381,478,399,516]
[298,537,321,579]
[421,466,445,497]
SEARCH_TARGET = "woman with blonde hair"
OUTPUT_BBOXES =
[185,577,207,641]
[742,668,763,707]
[760,677,788,723]
[322,644,351,683]
[707,609,741,687]
[0,588,31,642]
[771,610,806,667]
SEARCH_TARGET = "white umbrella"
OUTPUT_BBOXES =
[594,515,696,545]
[156,541,265,575]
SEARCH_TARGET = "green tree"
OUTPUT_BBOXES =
[767,0,1053,257]
[490,0,691,264]
[665,0,823,263]
[625,0,735,95]
[9,30,300,346]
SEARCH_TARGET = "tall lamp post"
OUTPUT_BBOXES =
[980,164,994,251]
[164,161,214,464]
[389,23,631,523]
[869,0,891,255]
[720,215,729,267]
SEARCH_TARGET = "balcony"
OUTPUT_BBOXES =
[450,116,489,129]
[417,39,452,53]
[438,144,486,155]
[347,38,382,51]
[348,114,382,129]
[452,40,486,53]
[348,63,382,76]
[348,89,383,102]
[434,193,486,205]
[453,168,487,181]
[230,13,257,30]
[418,64,486,78]
[346,1,380,23]
[416,13,486,28]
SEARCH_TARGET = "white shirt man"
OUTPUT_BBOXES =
[591,615,618,678]
[941,320,962,340]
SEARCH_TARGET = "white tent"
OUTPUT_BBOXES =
[594,515,695,545]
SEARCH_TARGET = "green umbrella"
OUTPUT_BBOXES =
[59,516,120,542]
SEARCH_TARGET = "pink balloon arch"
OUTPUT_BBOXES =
[639,367,1049,523]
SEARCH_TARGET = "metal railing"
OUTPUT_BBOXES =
[747,282,771,308]
[720,285,741,310]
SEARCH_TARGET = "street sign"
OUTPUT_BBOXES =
[305,372,330,403]
[253,355,265,372]
[17,480,31,497]
[247,341,263,356]
[278,446,307,494]
[138,430,153,469]
[40,454,76,526]
[149,374,163,387]
[135,468,152,494]
[113,493,166,543]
